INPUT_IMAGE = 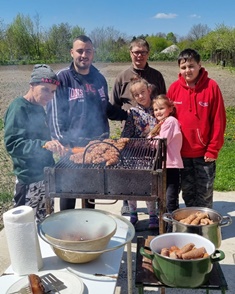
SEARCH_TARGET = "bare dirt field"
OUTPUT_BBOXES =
[1,61,235,118]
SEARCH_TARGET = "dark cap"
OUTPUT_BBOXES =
[30,64,60,85]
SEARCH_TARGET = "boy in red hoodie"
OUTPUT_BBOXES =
[167,48,226,208]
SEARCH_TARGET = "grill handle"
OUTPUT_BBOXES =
[88,199,119,205]
[82,141,124,165]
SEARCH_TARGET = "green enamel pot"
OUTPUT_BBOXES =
[140,233,225,288]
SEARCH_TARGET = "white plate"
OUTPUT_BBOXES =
[6,270,84,294]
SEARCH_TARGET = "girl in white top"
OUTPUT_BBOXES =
[121,77,158,229]
[148,95,183,231]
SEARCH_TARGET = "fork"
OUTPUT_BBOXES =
[9,285,51,294]
[8,285,32,294]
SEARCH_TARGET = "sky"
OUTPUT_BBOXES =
[1,0,235,39]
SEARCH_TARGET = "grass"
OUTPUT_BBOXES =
[0,118,15,204]
[0,107,235,208]
[214,106,235,190]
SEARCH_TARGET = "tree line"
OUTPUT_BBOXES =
[0,13,235,66]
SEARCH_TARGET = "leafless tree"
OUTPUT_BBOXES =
[187,24,211,41]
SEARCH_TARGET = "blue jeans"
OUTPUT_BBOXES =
[181,157,216,208]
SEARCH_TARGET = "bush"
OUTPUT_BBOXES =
[150,52,178,61]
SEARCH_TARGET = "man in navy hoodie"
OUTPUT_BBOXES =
[47,35,127,210]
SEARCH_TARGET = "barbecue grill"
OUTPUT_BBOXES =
[44,138,167,233]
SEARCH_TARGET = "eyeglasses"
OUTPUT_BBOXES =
[131,51,149,56]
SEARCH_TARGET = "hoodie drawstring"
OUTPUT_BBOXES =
[193,92,198,117]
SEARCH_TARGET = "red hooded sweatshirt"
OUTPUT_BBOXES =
[167,67,226,159]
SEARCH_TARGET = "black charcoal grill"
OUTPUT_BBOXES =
[44,138,167,233]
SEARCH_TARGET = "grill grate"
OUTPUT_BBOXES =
[54,138,162,171]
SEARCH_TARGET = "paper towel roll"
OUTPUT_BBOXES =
[3,205,43,275]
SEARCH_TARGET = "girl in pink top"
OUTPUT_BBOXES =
[149,95,183,230]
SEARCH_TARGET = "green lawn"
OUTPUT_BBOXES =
[214,106,235,190]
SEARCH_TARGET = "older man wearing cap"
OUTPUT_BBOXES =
[4,64,66,222]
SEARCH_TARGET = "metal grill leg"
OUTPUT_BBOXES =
[127,241,133,294]
[137,286,144,294]
[81,199,86,208]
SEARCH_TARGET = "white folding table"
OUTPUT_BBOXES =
[1,213,135,294]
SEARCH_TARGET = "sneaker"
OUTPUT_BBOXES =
[148,216,159,230]
[121,205,130,216]
[130,214,138,226]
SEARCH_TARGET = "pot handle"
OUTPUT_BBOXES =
[139,246,155,261]
[219,215,232,227]
[210,249,225,263]
[162,213,173,224]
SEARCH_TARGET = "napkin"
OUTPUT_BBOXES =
[3,205,43,275]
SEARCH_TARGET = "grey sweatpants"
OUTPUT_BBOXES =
[128,199,157,216]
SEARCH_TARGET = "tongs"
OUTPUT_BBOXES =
[42,144,85,154]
